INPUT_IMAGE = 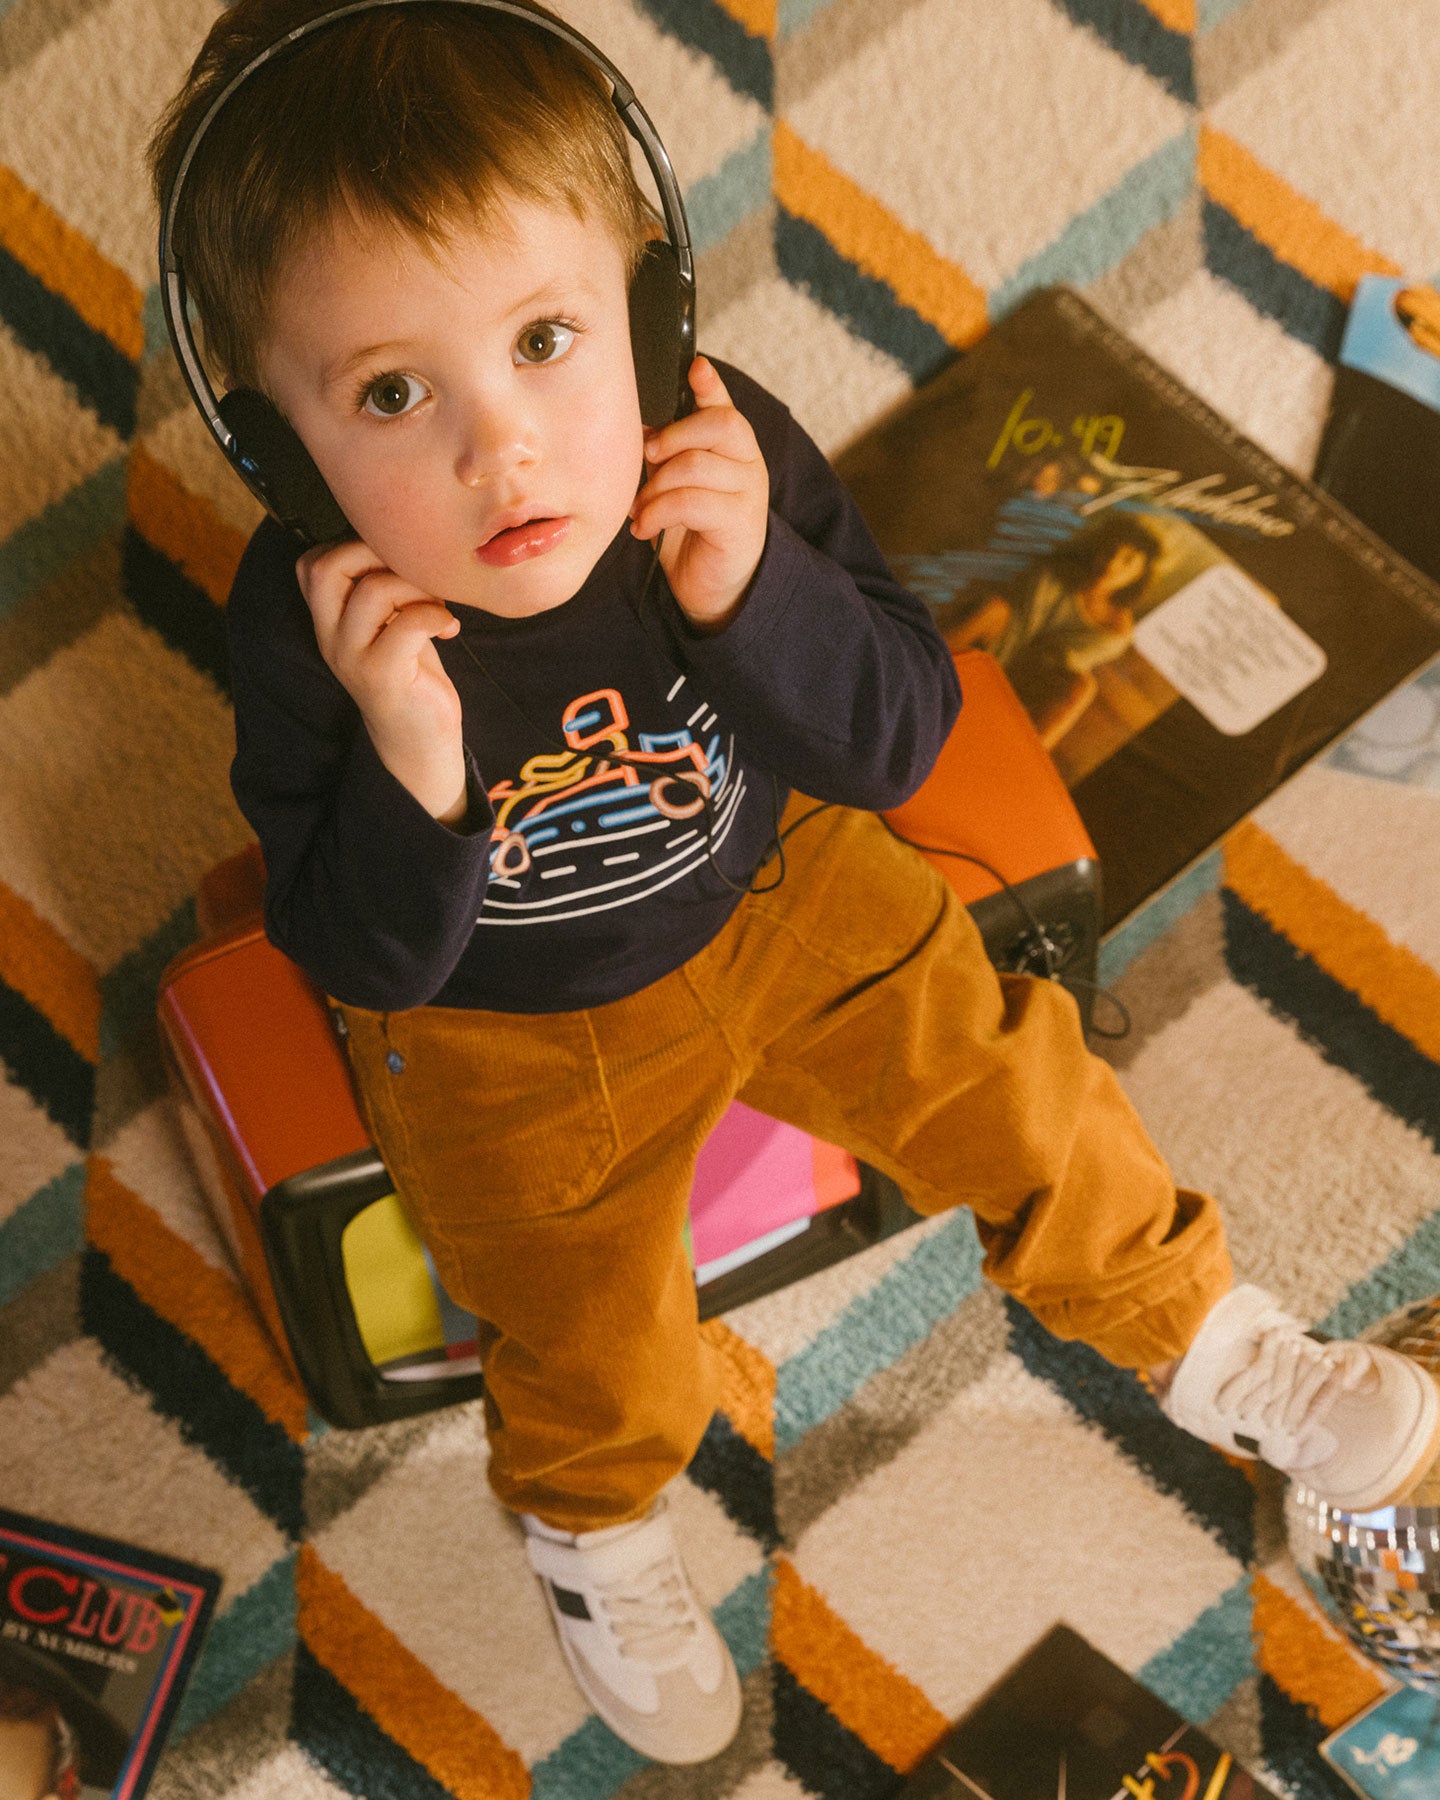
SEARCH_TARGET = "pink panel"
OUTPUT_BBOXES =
[688,1101,818,1266]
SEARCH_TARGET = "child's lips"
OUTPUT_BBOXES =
[474,515,571,567]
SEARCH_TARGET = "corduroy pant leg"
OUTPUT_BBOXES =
[337,979,744,1534]
[714,800,1234,1371]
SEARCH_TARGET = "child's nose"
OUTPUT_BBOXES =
[454,394,538,487]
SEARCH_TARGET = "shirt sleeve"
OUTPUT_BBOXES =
[225,521,496,1009]
[658,361,962,811]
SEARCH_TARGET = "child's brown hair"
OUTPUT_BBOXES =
[149,0,654,390]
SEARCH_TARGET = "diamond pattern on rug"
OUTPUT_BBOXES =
[785,0,1190,291]
[1208,0,1440,277]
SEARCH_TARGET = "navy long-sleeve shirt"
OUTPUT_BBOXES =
[225,362,961,1012]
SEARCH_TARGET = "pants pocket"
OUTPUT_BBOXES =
[351,1003,619,1224]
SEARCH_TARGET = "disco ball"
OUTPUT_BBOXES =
[1285,1296,1440,1688]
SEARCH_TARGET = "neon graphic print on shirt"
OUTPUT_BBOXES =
[479,679,744,925]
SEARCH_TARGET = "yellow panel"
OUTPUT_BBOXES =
[341,1194,448,1369]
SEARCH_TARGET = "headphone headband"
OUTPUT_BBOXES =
[158,0,694,527]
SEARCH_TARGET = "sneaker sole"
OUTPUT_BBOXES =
[544,1593,743,1765]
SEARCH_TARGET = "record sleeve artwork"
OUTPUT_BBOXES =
[0,1509,218,1800]
[837,289,1440,926]
[902,1624,1277,1799]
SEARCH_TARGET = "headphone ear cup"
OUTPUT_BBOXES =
[216,388,353,547]
[628,238,693,428]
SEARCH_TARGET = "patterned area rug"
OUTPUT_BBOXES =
[4,1,1440,1795]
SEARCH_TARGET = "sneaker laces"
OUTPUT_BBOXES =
[1216,1319,1377,1465]
[595,1553,701,1667]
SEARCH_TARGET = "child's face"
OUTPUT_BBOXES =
[258,195,645,616]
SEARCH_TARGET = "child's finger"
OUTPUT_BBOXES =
[329,573,448,663]
[298,542,418,658]
[643,403,758,469]
[296,538,386,607]
[631,484,734,542]
[687,354,731,410]
[632,448,749,505]
[366,602,460,666]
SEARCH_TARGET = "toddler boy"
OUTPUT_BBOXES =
[153,0,1440,1766]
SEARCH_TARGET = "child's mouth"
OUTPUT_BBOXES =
[475,515,571,567]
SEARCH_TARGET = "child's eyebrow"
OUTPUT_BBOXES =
[317,276,600,392]
[321,340,416,393]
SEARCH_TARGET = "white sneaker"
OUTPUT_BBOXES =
[1163,1284,1440,1513]
[523,1498,742,1765]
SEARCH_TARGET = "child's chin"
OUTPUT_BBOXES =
[449,567,582,620]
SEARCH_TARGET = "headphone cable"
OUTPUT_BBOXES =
[773,799,1130,1040]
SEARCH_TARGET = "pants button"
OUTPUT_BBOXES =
[386,1050,405,1074]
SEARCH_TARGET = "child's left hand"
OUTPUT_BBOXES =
[629,356,769,632]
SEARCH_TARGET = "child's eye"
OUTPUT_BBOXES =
[359,372,428,418]
[514,320,577,366]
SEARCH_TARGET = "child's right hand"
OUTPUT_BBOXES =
[297,540,469,826]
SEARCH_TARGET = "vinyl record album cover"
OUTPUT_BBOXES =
[1321,1684,1440,1800]
[903,1624,1277,1800]
[838,287,1440,926]
[0,1508,219,1800]
[1314,274,1440,589]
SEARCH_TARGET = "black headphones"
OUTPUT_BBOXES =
[158,0,696,548]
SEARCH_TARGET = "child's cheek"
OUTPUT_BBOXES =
[563,373,645,522]
[346,466,452,587]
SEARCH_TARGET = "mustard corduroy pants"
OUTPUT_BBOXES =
[338,798,1232,1532]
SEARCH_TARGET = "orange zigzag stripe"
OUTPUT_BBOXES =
[0,164,144,361]
[1225,819,1440,1066]
[1199,126,1399,303]
[0,879,99,1063]
[297,1546,529,1800]
[701,1317,775,1459]
[1139,0,1194,31]
[1252,1571,1385,1728]
[772,1557,948,1772]
[85,1157,309,1440]
[712,0,774,38]
[773,122,988,350]
[127,446,248,608]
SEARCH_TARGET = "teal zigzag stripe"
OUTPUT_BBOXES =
[171,1552,298,1739]
[1099,849,1224,986]
[530,1712,645,1800]
[777,0,833,38]
[992,126,1198,320]
[1320,1205,1440,1342]
[774,1211,984,1452]
[1197,0,1250,31]
[1139,1576,1255,1723]
[686,129,773,258]
[0,1163,86,1310]
[0,457,127,621]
